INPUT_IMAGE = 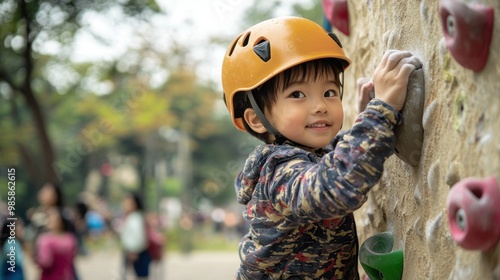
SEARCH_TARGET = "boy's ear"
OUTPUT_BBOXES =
[244,108,267,133]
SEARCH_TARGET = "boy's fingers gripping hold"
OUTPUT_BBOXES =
[407,56,423,69]
[385,51,413,71]
[357,77,374,113]
[395,56,422,80]
[372,50,420,111]
[398,63,417,81]
[376,50,398,72]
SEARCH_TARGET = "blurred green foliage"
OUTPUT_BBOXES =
[0,0,322,220]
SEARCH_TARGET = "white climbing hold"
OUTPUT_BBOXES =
[414,183,422,205]
[427,160,441,192]
[445,161,461,187]
[425,212,443,250]
[413,216,423,238]
[422,100,438,131]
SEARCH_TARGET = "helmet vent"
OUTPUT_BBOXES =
[253,40,271,62]
[227,35,241,57]
[241,32,251,47]
[328,32,343,48]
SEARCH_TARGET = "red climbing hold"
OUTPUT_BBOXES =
[446,176,500,251]
[438,0,494,72]
[321,0,350,35]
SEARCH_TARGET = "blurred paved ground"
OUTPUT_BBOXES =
[24,250,240,280]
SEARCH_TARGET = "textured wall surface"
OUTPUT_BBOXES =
[332,0,500,279]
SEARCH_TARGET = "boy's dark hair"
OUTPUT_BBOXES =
[240,58,343,143]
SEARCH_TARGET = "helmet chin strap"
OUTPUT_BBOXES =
[246,91,314,149]
[245,91,281,138]
[244,70,344,151]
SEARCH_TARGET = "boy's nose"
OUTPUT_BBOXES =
[314,99,328,114]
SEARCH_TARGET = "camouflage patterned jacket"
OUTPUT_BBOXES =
[235,99,401,280]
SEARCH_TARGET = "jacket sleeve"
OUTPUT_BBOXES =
[268,99,401,221]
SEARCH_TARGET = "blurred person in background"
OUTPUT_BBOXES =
[26,183,64,248]
[119,192,151,280]
[73,196,89,256]
[145,212,165,280]
[25,183,80,280]
[34,207,77,280]
[85,209,106,239]
[0,215,25,280]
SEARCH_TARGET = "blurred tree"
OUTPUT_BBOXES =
[160,67,221,209]
[241,0,323,29]
[209,0,323,62]
[291,1,324,25]
[0,0,320,217]
[0,0,159,187]
[73,50,239,208]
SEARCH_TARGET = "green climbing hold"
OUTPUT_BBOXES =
[359,232,404,280]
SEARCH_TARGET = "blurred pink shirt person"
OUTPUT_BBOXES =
[35,207,77,280]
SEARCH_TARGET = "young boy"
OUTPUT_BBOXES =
[221,17,421,279]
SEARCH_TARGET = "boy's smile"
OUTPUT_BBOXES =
[266,75,344,150]
[307,121,332,131]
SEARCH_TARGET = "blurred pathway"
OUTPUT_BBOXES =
[24,250,240,280]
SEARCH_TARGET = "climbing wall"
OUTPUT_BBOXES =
[323,0,500,279]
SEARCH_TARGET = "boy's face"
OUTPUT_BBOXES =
[266,74,344,150]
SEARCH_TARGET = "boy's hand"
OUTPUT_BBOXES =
[373,50,422,111]
[356,77,374,113]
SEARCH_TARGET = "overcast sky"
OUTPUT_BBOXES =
[68,0,312,87]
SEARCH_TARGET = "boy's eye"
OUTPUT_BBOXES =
[290,91,305,98]
[325,90,338,97]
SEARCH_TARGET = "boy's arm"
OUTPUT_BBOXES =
[270,99,400,221]
[328,129,348,149]
[270,50,419,221]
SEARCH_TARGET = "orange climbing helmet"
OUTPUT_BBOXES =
[222,16,351,131]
